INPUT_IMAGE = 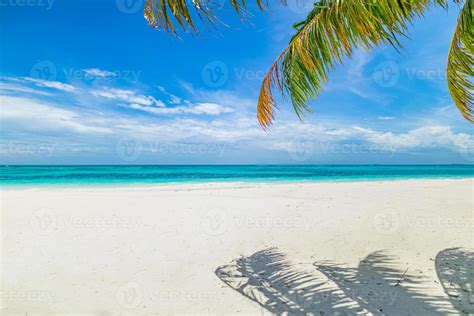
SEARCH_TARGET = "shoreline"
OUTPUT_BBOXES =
[1,176,473,191]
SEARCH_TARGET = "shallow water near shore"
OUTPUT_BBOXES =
[1,165,473,187]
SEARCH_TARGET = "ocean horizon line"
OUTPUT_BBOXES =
[2,163,473,167]
[1,165,473,187]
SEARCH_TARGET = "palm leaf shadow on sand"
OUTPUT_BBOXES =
[316,251,450,315]
[436,248,474,314]
[215,248,360,314]
[215,248,471,315]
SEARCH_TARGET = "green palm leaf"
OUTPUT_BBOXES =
[447,0,473,122]
[144,0,267,35]
[257,0,450,128]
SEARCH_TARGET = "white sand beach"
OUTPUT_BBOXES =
[1,179,473,315]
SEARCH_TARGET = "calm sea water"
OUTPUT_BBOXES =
[0,165,473,187]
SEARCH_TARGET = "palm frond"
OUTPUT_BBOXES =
[447,0,473,122]
[144,0,267,35]
[257,0,449,128]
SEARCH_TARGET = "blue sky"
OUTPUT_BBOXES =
[0,0,472,164]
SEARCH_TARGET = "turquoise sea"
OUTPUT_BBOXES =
[0,165,473,187]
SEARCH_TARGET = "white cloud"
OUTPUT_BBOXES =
[189,103,233,115]
[82,68,116,78]
[169,94,181,104]
[92,86,234,116]
[0,95,111,134]
[23,77,77,92]
[0,82,53,96]
[157,85,182,104]
[352,125,473,150]
[92,87,165,107]
[178,81,255,110]
[128,102,233,116]
[256,121,474,155]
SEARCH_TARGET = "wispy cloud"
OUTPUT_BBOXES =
[82,68,116,78]
[0,95,111,134]
[178,81,256,110]
[128,102,233,116]
[23,77,77,92]
[92,87,165,107]
[157,86,182,104]
[352,125,473,150]
[0,82,53,96]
